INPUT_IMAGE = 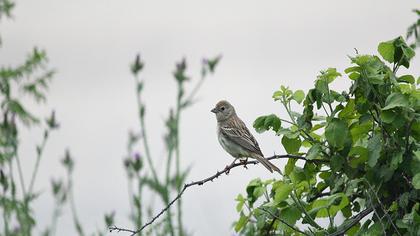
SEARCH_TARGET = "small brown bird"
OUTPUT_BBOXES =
[211,100,280,173]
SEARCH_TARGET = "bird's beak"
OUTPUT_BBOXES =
[211,108,217,113]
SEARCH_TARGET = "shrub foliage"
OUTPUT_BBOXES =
[235,37,420,235]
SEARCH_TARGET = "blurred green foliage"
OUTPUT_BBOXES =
[407,9,420,49]
[0,2,113,235]
[121,54,220,236]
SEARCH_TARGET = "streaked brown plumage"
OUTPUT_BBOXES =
[211,100,280,173]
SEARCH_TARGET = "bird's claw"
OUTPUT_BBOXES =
[240,159,248,169]
[224,165,230,175]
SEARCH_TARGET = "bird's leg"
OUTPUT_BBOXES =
[240,158,249,169]
[225,159,237,175]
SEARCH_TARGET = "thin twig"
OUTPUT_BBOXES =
[14,153,27,198]
[259,208,309,236]
[28,130,48,195]
[134,75,160,186]
[291,191,323,230]
[110,154,326,235]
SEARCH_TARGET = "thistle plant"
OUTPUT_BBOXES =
[117,54,220,235]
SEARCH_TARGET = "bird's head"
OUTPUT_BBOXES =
[211,100,236,122]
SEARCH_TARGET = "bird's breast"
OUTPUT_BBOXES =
[217,128,248,158]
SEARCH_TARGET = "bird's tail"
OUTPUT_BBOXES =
[251,154,281,174]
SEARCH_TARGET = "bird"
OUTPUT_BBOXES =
[211,100,280,173]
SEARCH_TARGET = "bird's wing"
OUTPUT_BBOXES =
[220,118,263,156]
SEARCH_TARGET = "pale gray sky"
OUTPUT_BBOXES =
[1,0,420,235]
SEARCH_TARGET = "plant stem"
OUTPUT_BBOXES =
[291,192,323,231]
[164,145,175,236]
[67,172,85,236]
[175,81,183,236]
[14,153,27,198]
[127,176,134,222]
[134,76,159,186]
[260,208,309,236]
[28,130,48,195]
[284,100,297,124]
[182,77,205,106]
[135,173,143,235]
[139,115,159,184]
[326,84,334,116]
[3,178,10,236]
[49,198,63,236]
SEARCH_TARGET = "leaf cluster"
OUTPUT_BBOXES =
[236,36,420,235]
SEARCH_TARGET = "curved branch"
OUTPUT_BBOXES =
[110,154,327,235]
[328,206,373,236]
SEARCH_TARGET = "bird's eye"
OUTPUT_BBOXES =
[220,107,225,111]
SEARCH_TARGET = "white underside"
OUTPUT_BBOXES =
[217,129,249,158]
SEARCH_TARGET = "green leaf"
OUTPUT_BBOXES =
[306,143,321,160]
[246,178,263,206]
[206,55,221,73]
[235,194,245,212]
[130,54,144,75]
[310,193,349,218]
[104,212,115,227]
[325,118,350,150]
[349,146,368,168]
[253,114,281,133]
[280,206,302,226]
[339,99,356,119]
[367,134,382,167]
[273,181,293,203]
[393,36,415,68]
[350,121,371,143]
[284,158,297,176]
[329,194,349,216]
[292,90,305,104]
[382,92,409,110]
[347,223,361,236]
[331,155,345,171]
[348,72,360,80]
[234,212,248,232]
[318,68,341,83]
[290,167,307,185]
[344,66,360,74]
[281,136,301,154]
[381,110,397,123]
[253,186,265,199]
[398,84,412,94]
[6,100,39,125]
[378,40,395,63]
[390,151,403,170]
[398,75,415,84]
[413,173,420,189]
[272,90,282,101]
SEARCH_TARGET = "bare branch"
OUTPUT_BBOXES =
[110,154,327,235]
[109,226,137,235]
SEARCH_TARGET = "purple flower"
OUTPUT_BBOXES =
[133,152,141,160]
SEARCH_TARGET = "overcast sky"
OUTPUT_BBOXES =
[1,0,420,235]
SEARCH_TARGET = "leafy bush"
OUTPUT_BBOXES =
[234,36,420,235]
